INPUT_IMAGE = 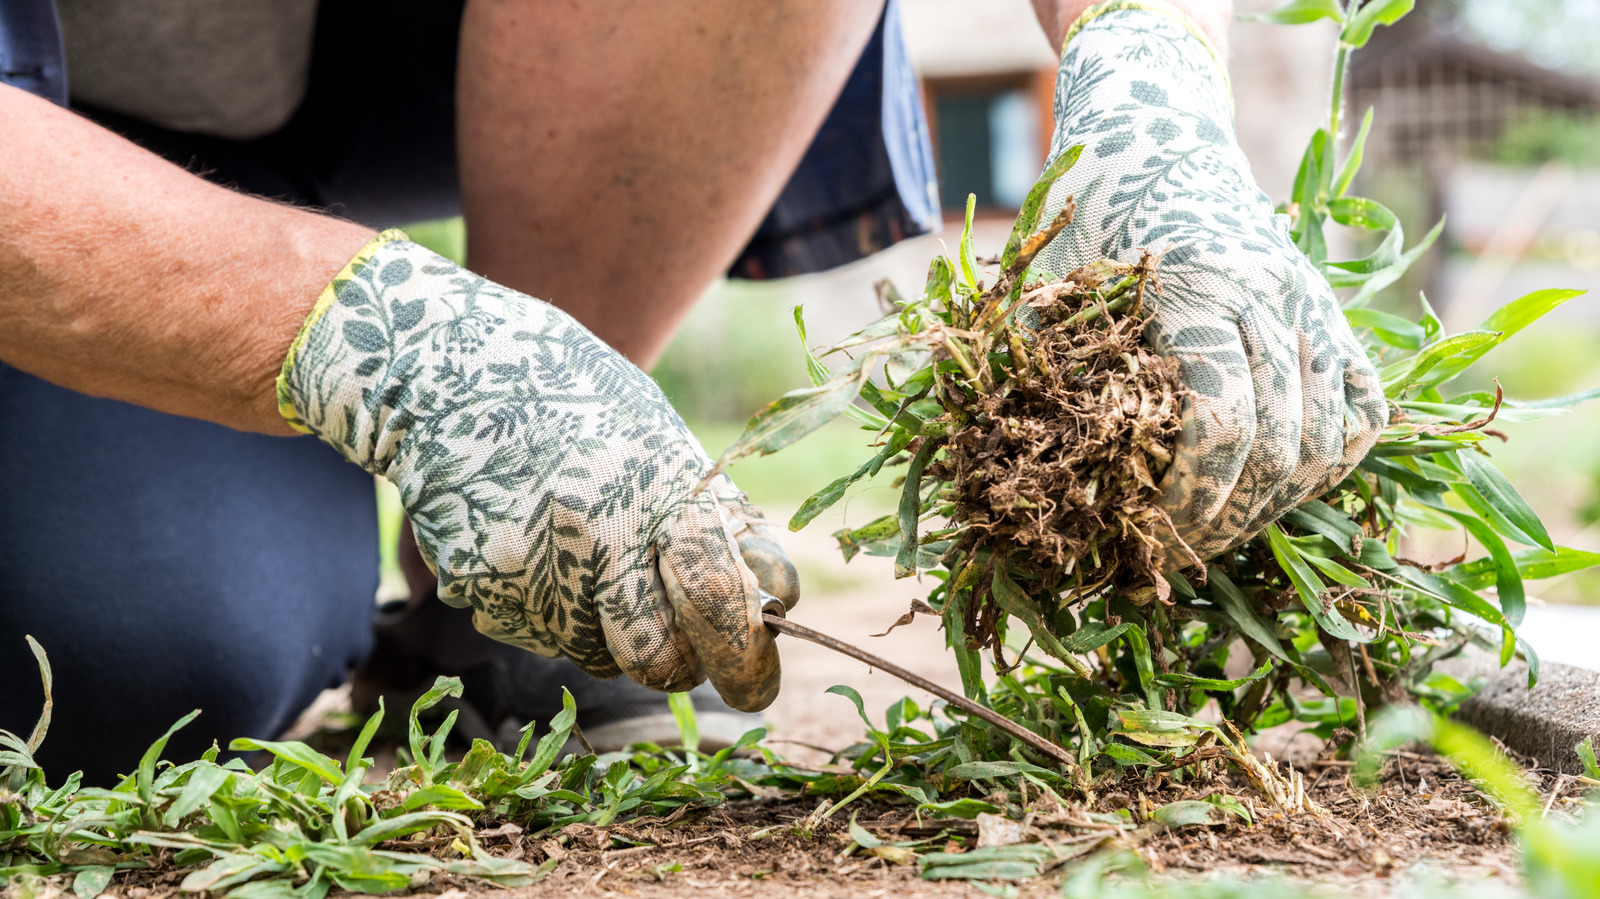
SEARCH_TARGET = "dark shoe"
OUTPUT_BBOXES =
[355,517,763,752]
[351,593,763,753]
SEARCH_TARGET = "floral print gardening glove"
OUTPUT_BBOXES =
[277,232,799,712]
[1031,1,1387,570]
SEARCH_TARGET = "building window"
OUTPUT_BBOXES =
[928,80,1043,211]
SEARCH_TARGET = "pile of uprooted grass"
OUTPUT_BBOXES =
[709,187,1200,669]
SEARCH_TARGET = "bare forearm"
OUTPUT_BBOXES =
[457,0,884,367]
[0,86,373,434]
[1031,0,1231,55]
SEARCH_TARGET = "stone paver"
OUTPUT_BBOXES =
[1444,605,1599,775]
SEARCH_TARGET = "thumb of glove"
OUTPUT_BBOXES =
[656,490,785,712]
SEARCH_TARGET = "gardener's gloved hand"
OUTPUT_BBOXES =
[276,232,799,712]
[1031,2,1387,570]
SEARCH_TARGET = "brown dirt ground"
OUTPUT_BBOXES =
[93,537,1586,899]
[453,748,1583,899]
[97,751,1589,899]
[470,544,1575,897]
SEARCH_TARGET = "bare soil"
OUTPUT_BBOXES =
[93,538,1576,899]
[359,745,1574,899]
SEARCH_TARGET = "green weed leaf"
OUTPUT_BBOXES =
[714,369,873,476]
[1340,0,1414,48]
[1266,524,1369,642]
[1001,144,1083,274]
[1246,0,1346,25]
[1345,307,1424,349]
[1445,451,1554,550]
[894,439,937,577]
[789,429,912,531]
[1332,106,1374,197]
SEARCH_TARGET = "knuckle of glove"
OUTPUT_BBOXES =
[710,476,800,611]
[656,494,781,713]
[1037,10,1388,568]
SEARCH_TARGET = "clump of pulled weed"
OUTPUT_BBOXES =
[714,103,1581,786]
[714,0,1594,784]
[935,253,1187,626]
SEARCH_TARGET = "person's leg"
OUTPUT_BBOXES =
[456,0,889,367]
[0,365,378,786]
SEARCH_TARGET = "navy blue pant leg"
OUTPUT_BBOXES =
[0,365,378,786]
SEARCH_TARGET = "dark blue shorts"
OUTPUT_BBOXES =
[0,370,381,785]
[0,0,936,785]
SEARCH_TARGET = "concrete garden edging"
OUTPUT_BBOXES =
[1448,658,1600,775]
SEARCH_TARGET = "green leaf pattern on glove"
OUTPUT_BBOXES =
[277,233,794,711]
[1032,2,1387,568]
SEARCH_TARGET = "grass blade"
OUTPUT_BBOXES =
[1442,545,1600,591]
[1350,216,1444,307]
[162,764,232,828]
[24,636,51,755]
[1381,330,1500,397]
[521,688,578,785]
[789,430,912,531]
[711,367,872,478]
[1340,0,1414,47]
[345,699,384,775]
[136,710,201,811]
[1265,523,1369,642]
[893,439,937,578]
[1446,451,1554,550]
[1418,496,1526,626]
[1000,144,1083,273]
[1245,0,1345,25]
[1345,307,1423,349]
[1332,106,1374,197]
[228,738,344,785]
[1152,661,1273,691]
[1206,567,1290,661]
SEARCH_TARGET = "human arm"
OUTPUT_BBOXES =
[0,0,889,420]
[0,84,373,434]
[0,83,797,709]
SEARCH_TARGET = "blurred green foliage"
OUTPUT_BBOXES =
[403,217,467,265]
[651,281,812,424]
[1492,109,1600,168]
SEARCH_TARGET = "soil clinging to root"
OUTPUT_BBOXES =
[931,253,1188,640]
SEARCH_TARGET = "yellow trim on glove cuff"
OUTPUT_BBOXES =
[275,228,410,432]
[1063,0,1231,97]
